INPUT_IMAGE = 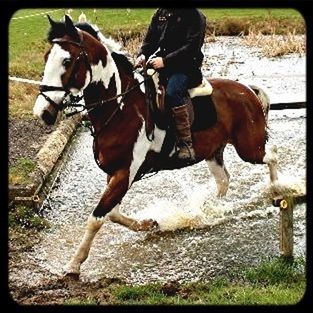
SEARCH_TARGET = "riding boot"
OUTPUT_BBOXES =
[171,103,196,162]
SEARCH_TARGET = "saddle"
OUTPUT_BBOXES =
[147,69,213,114]
[145,69,216,132]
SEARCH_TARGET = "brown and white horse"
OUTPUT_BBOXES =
[33,16,279,277]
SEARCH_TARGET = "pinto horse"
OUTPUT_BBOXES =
[33,16,279,277]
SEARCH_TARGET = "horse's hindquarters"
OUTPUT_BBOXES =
[200,79,268,164]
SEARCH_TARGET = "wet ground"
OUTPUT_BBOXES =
[9,36,306,301]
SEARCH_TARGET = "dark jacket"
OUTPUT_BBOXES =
[138,9,207,87]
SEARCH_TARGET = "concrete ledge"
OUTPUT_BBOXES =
[9,115,81,205]
[36,116,80,177]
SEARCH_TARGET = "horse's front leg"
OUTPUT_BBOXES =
[64,169,129,277]
[64,169,156,277]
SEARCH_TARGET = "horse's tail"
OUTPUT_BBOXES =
[249,84,271,123]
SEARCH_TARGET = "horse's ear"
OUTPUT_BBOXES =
[47,15,56,27]
[64,15,80,42]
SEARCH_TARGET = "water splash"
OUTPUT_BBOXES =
[269,173,306,198]
[132,171,210,230]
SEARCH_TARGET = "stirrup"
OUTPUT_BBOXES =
[177,141,196,162]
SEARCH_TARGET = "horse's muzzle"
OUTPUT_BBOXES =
[42,109,57,125]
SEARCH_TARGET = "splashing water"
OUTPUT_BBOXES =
[134,180,211,231]
[269,173,306,198]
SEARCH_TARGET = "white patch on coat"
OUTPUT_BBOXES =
[33,44,70,118]
[106,204,120,220]
[263,145,278,165]
[128,122,166,186]
[206,160,229,197]
[90,50,124,108]
[134,72,145,93]
[87,214,105,230]
[263,145,278,183]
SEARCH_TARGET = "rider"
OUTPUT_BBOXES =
[135,8,206,162]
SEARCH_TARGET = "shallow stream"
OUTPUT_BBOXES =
[10,36,306,287]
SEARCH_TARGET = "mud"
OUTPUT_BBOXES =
[9,117,56,166]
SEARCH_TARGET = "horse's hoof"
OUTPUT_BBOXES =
[63,272,80,281]
[134,219,158,231]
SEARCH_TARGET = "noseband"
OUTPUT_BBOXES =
[39,37,92,112]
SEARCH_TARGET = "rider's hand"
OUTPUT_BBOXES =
[148,57,164,69]
[135,54,145,68]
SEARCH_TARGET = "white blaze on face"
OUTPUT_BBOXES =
[90,51,124,108]
[33,44,70,118]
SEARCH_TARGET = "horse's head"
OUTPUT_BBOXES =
[33,15,93,125]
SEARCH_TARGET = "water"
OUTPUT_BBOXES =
[11,36,306,286]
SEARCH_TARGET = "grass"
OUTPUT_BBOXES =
[243,256,305,286]
[60,256,306,305]
[8,8,305,119]
[108,257,305,305]
[9,81,39,118]
[8,205,50,230]
[9,158,36,185]
[242,30,305,57]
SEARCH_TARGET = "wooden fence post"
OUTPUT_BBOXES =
[272,196,294,260]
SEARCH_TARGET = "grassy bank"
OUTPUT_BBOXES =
[8,8,305,114]
[9,8,304,79]
[63,256,305,305]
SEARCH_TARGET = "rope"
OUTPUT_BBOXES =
[11,9,62,20]
[9,76,41,85]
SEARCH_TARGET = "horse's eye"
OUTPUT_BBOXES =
[62,58,72,68]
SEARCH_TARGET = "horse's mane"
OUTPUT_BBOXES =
[47,20,134,76]
[111,52,134,76]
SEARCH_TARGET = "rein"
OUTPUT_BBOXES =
[65,68,157,139]
[87,70,157,170]
[39,34,159,167]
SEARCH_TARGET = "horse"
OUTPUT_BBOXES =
[33,15,279,278]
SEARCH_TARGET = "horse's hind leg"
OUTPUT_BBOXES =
[233,127,279,184]
[206,145,230,197]
[263,145,279,183]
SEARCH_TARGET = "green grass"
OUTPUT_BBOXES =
[243,256,305,286]
[8,205,50,229]
[61,257,306,305]
[102,257,305,305]
[9,158,36,185]
[8,8,303,77]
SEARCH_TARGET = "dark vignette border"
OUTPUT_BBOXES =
[1,0,312,312]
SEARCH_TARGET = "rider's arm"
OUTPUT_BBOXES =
[163,11,206,69]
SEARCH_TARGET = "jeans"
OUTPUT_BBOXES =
[165,73,189,108]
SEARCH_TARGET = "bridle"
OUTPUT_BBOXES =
[39,37,92,112]
[39,34,158,140]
